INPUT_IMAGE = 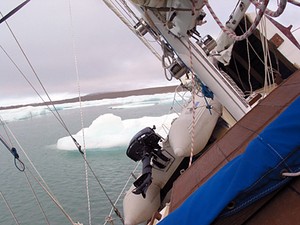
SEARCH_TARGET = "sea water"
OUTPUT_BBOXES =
[0,93,185,225]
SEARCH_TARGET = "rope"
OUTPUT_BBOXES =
[0,119,52,191]
[0,123,25,172]
[282,171,300,177]
[67,1,91,224]
[80,154,124,224]
[258,15,275,95]
[0,191,20,225]
[204,0,269,41]
[103,162,141,225]
[24,171,51,225]
[143,6,202,12]
[244,16,253,95]
[161,41,175,81]
[0,119,79,224]
[0,17,83,155]
[103,0,161,61]
[67,2,124,223]
[26,169,77,225]
[250,0,287,17]
[104,216,115,225]
[188,40,196,168]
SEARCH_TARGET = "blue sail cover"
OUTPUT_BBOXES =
[159,96,300,225]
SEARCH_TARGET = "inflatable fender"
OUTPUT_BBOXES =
[123,142,184,225]
[168,96,222,157]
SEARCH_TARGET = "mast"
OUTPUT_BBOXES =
[133,2,252,120]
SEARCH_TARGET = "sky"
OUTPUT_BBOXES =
[0,0,299,106]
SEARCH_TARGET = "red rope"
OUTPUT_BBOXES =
[203,0,269,41]
[250,0,287,17]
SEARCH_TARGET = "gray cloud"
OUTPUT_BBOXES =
[0,0,299,106]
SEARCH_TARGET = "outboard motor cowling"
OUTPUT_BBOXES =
[126,126,170,198]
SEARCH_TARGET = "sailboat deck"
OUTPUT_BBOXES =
[169,70,300,223]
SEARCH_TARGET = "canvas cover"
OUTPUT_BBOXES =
[159,96,300,225]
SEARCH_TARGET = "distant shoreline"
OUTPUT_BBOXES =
[0,86,179,110]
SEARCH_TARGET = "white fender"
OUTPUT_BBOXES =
[168,96,222,157]
[123,184,161,225]
[123,97,221,225]
[123,142,183,225]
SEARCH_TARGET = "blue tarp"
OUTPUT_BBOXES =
[159,96,300,225]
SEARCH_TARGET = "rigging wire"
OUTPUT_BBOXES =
[2,5,124,225]
[0,0,31,24]
[244,16,253,95]
[0,13,83,155]
[204,0,270,41]
[0,120,80,225]
[256,12,275,95]
[0,130,25,171]
[26,168,77,225]
[23,171,51,225]
[0,191,20,225]
[66,1,125,224]
[103,0,162,61]
[291,26,300,33]
[103,161,141,225]
[79,154,125,224]
[0,117,52,192]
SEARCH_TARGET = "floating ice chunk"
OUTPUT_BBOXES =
[56,113,178,150]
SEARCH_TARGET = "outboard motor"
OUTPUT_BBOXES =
[126,126,170,198]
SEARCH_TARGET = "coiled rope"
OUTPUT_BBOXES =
[250,0,287,17]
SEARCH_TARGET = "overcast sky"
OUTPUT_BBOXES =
[0,0,299,106]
